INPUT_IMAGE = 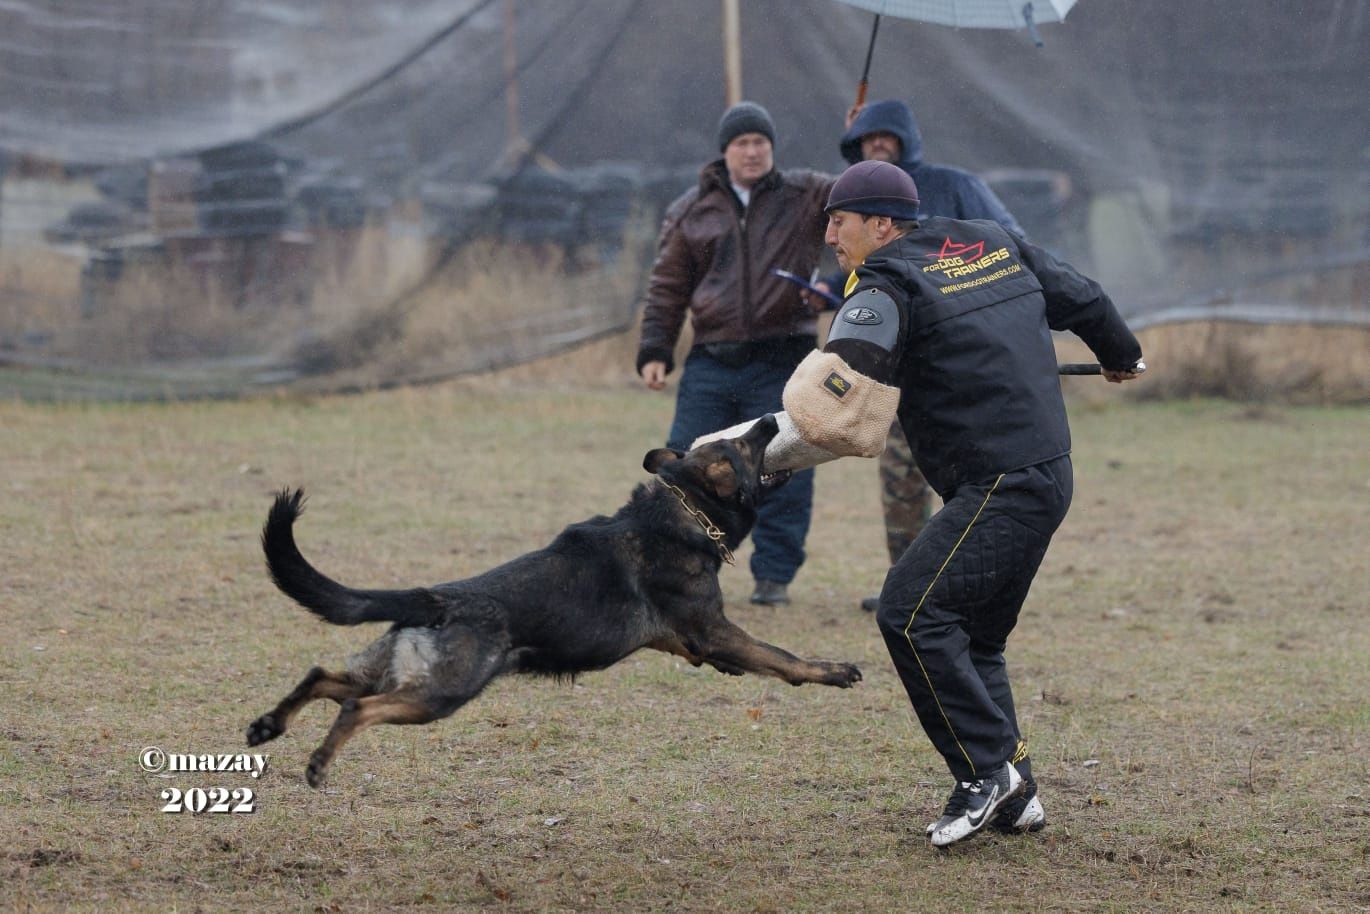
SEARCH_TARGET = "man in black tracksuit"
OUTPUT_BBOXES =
[829,99,1025,615]
[794,161,1143,846]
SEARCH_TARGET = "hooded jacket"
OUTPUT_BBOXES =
[636,161,834,374]
[839,100,1023,235]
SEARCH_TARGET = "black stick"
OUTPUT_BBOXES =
[853,14,881,110]
[1058,363,1102,375]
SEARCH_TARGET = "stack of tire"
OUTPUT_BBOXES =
[496,168,580,246]
[195,141,289,237]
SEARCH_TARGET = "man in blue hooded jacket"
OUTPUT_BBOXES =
[839,99,1022,232]
[820,99,1025,619]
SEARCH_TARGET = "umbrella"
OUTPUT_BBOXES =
[834,0,1079,109]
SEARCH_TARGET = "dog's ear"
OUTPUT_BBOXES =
[643,447,685,474]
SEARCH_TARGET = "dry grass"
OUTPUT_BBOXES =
[0,219,432,366]
[1051,323,1370,406]
[1131,323,1370,404]
[0,206,657,399]
[1,381,1366,913]
[298,226,654,392]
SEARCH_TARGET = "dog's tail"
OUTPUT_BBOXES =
[261,489,446,627]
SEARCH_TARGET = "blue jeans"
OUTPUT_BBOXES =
[665,347,815,585]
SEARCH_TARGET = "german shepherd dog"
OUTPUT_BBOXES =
[247,415,861,787]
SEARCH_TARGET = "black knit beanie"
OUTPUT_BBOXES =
[716,101,776,151]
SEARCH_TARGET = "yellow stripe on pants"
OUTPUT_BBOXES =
[901,474,1004,777]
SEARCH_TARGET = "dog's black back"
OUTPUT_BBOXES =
[261,416,780,676]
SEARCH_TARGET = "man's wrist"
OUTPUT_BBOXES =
[636,347,674,375]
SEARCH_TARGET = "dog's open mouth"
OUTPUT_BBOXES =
[760,469,792,492]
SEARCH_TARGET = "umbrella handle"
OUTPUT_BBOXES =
[851,14,881,117]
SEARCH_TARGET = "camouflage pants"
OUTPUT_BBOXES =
[879,421,936,564]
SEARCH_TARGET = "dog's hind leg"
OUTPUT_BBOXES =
[305,633,507,787]
[305,691,438,787]
[246,667,368,747]
[694,620,863,688]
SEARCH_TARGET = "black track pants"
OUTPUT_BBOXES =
[875,456,1072,782]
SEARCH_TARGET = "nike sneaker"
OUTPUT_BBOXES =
[928,762,1023,847]
[990,772,1046,834]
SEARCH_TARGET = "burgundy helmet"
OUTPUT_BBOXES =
[825,160,920,220]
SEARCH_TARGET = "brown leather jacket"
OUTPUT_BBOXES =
[636,161,835,373]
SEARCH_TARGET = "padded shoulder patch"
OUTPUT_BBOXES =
[827,287,900,353]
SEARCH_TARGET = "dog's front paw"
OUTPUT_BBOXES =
[305,750,329,788]
[246,713,283,746]
[820,661,862,688]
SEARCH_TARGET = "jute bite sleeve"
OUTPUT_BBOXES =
[692,412,840,472]
[781,350,899,458]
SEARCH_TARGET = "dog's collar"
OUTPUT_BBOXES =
[661,482,735,566]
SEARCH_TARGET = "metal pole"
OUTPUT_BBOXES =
[722,0,742,106]
[504,0,521,154]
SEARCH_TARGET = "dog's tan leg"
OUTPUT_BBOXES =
[695,621,862,688]
[305,692,436,787]
[648,634,749,675]
[246,667,367,747]
[648,635,705,666]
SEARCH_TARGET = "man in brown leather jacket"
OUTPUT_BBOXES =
[636,101,834,606]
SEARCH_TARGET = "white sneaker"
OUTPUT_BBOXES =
[929,791,1044,835]
[928,762,1024,848]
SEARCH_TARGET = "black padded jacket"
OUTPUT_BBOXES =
[829,216,1141,495]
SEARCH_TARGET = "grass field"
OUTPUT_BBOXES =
[2,379,1367,913]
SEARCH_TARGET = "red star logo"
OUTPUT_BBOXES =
[934,237,985,264]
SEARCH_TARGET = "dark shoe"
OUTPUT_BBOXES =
[927,762,1024,847]
[860,594,880,613]
[990,790,1046,833]
[991,758,1045,834]
[749,580,790,605]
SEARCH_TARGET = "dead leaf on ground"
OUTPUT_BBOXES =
[477,870,512,902]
